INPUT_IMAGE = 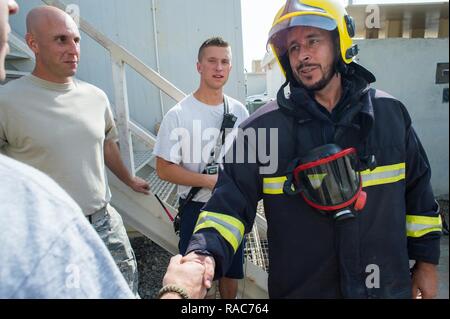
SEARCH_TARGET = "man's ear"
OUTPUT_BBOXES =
[25,33,38,54]
[196,61,202,74]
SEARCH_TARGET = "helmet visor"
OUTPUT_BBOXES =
[268,14,337,55]
[294,148,361,210]
[269,14,337,40]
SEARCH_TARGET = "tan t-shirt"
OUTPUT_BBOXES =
[0,75,119,215]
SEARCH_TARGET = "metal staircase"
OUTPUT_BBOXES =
[3,32,34,83]
[8,0,269,299]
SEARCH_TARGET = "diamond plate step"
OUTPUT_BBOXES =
[136,165,179,208]
[133,150,154,172]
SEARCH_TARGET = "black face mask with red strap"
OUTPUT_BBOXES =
[284,144,367,221]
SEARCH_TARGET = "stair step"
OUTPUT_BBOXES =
[257,200,265,216]
[245,223,269,272]
[7,32,34,60]
[6,51,30,60]
[133,149,154,172]
[3,70,29,83]
[136,165,178,208]
[5,70,29,78]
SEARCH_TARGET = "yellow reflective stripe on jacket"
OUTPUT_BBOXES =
[263,176,287,195]
[262,163,406,195]
[361,163,406,187]
[406,215,443,238]
[194,211,245,253]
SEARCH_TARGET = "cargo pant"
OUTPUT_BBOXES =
[88,204,139,297]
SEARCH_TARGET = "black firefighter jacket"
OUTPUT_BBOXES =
[186,64,442,299]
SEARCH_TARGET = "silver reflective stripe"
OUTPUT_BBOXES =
[406,214,442,237]
[362,168,405,182]
[264,183,284,190]
[196,215,243,244]
[407,223,440,232]
[263,177,287,194]
[361,164,406,187]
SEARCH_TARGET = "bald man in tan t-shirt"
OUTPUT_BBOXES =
[0,6,149,296]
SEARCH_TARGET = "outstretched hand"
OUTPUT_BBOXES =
[129,176,151,195]
[162,254,207,299]
[182,252,215,289]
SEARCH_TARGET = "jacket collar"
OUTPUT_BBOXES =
[277,62,376,142]
[277,62,376,124]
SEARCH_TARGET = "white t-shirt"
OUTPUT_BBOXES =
[153,94,249,202]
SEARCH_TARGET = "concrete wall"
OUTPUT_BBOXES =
[264,59,285,99]
[355,38,449,196]
[245,72,266,96]
[11,0,245,134]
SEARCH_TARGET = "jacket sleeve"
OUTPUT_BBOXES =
[403,107,441,264]
[186,128,262,279]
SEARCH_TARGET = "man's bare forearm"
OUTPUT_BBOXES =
[156,157,215,190]
[104,139,133,185]
[104,140,150,194]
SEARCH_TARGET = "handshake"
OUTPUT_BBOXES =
[159,252,216,299]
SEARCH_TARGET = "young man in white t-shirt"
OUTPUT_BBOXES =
[154,37,249,299]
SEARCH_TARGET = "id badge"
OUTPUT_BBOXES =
[205,164,219,175]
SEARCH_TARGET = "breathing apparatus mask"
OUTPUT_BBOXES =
[284,144,367,221]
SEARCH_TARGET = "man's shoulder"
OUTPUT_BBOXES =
[226,95,244,107]
[370,88,399,102]
[166,94,194,115]
[0,76,31,96]
[368,88,406,112]
[227,96,247,112]
[240,100,280,128]
[74,78,109,100]
[366,88,411,124]
[0,155,81,214]
[0,77,34,112]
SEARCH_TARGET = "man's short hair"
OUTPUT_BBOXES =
[198,37,230,61]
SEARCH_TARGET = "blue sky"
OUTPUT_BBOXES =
[241,0,448,71]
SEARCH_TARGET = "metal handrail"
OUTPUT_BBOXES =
[42,0,186,102]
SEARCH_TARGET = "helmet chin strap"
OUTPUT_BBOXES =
[335,49,351,79]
